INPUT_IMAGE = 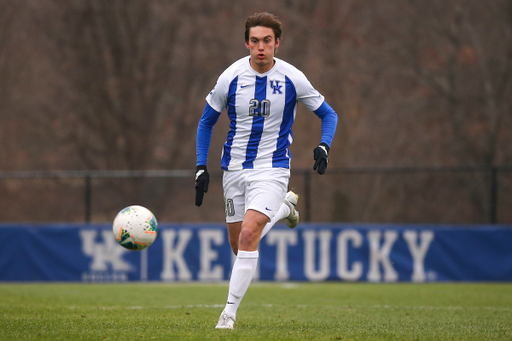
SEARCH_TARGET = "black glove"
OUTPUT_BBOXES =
[313,143,329,175]
[194,165,209,206]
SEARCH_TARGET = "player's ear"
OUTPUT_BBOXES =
[245,41,250,49]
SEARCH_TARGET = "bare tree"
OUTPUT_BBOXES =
[397,0,512,220]
[0,0,22,169]
[33,0,181,171]
[405,0,512,164]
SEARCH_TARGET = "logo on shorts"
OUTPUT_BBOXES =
[225,198,235,217]
[265,207,272,211]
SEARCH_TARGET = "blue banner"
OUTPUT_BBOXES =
[0,223,511,282]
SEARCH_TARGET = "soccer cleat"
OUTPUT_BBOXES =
[215,311,235,330]
[284,190,300,229]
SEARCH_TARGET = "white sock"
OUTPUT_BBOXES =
[223,250,259,318]
[260,203,291,238]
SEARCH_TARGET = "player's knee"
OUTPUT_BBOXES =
[238,228,259,249]
[239,228,255,242]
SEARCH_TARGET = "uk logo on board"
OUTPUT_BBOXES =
[79,230,132,282]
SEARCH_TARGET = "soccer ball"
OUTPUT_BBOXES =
[113,205,158,251]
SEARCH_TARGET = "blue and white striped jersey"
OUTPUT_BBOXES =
[206,56,325,171]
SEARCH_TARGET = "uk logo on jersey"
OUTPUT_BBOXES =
[270,80,282,94]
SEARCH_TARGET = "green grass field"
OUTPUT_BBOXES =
[0,282,511,340]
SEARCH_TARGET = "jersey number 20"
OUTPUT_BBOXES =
[249,99,271,118]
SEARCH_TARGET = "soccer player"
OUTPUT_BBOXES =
[194,12,338,329]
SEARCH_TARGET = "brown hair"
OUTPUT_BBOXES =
[245,12,282,42]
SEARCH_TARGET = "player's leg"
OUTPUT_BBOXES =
[238,209,268,251]
[216,210,267,329]
[216,169,290,328]
[227,222,242,255]
[216,169,289,329]
[260,190,300,238]
[228,210,268,309]
[260,202,289,238]
[217,170,252,329]
[223,170,246,256]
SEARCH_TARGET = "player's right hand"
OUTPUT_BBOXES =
[194,165,209,206]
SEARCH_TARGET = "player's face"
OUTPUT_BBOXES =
[245,26,280,74]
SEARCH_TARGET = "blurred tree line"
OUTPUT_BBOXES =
[0,0,511,223]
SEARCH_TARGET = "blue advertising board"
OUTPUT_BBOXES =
[0,223,511,282]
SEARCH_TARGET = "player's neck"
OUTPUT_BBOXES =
[249,58,275,74]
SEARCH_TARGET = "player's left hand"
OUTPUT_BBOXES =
[313,143,329,175]
[195,165,209,206]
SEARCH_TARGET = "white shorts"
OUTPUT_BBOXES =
[223,168,290,223]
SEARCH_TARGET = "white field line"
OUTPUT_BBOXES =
[67,304,512,311]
